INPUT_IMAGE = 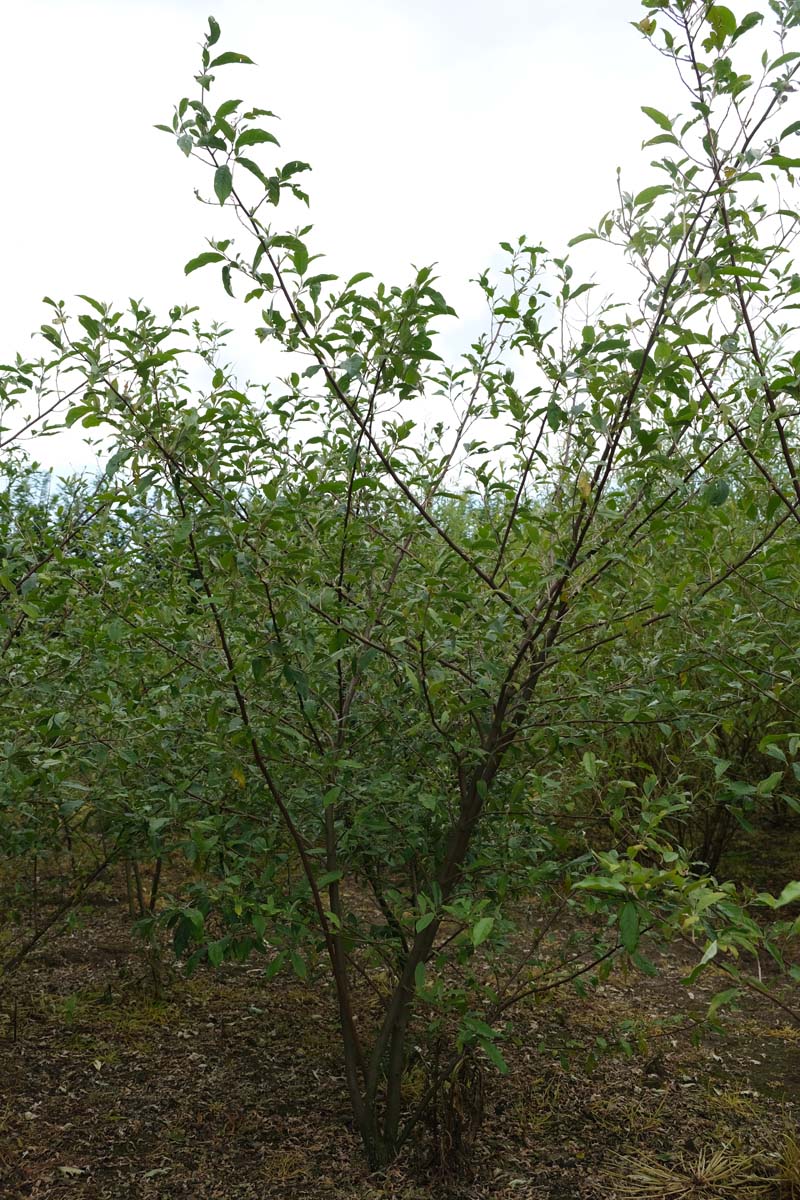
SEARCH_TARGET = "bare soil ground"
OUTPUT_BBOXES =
[0,865,798,1200]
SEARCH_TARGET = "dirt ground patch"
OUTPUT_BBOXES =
[0,876,798,1199]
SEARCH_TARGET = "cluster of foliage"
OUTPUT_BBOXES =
[2,0,800,1169]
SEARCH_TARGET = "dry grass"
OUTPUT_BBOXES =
[704,1084,760,1118]
[610,1147,774,1199]
[780,1130,800,1199]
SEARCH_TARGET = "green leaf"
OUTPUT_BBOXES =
[342,354,363,379]
[756,881,800,909]
[40,325,63,349]
[209,51,255,67]
[708,988,740,1019]
[631,952,659,977]
[472,916,494,947]
[184,908,205,936]
[264,952,285,980]
[185,250,225,274]
[236,128,279,150]
[700,939,718,966]
[702,478,730,506]
[707,5,737,40]
[479,1039,508,1073]
[770,51,800,71]
[567,231,599,247]
[634,184,670,207]
[733,11,763,41]
[208,940,225,967]
[280,159,310,178]
[207,16,221,46]
[75,293,105,314]
[251,656,269,684]
[65,405,92,427]
[215,114,236,142]
[619,901,640,953]
[236,156,270,188]
[172,517,193,543]
[177,134,193,157]
[216,98,242,121]
[465,1018,496,1039]
[290,952,307,980]
[316,870,343,888]
[757,770,783,794]
[292,243,309,275]
[214,164,233,204]
[269,234,304,253]
[641,105,672,131]
[574,877,627,894]
[644,134,679,148]
[105,447,131,478]
[778,881,800,908]
[305,273,337,290]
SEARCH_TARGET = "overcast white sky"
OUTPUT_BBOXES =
[2,0,685,473]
